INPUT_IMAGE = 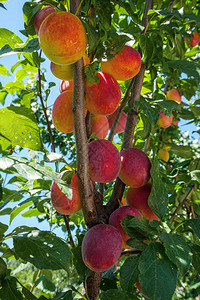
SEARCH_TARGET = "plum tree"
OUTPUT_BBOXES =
[1,1,200,300]
[81,224,122,272]
[119,148,151,188]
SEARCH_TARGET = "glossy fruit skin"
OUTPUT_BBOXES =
[190,31,200,47]
[157,111,173,128]
[60,80,73,93]
[166,89,181,103]
[107,108,127,134]
[52,90,74,133]
[158,148,170,162]
[119,148,151,188]
[85,72,121,115]
[50,54,90,81]
[88,139,121,183]
[91,115,109,139]
[52,90,87,133]
[109,206,142,249]
[51,173,81,215]
[101,45,141,81]
[39,11,87,65]
[82,224,122,272]
[34,6,55,35]
[126,184,160,221]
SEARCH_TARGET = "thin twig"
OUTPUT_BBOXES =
[63,215,76,248]
[169,0,176,11]
[169,186,195,224]
[121,250,142,257]
[38,50,56,153]
[108,77,136,142]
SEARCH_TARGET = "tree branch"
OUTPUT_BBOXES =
[121,250,142,257]
[70,1,99,229]
[38,50,56,153]
[108,77,135,142]
[169,186,195,224]
[63,215,75,248]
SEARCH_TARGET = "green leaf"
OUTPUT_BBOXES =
[23,2,42,25]
[0,221,8,235]
[124,216,157,233]
[82,20,100,52]
[120,256,140,293]
[192,244,200,272]
[0,106,43,151]
[126,239,147,251]
[13,230,72,271]
[95,0,114,31]
[0,257,7,279]
[0,276,24,300]
[0,91,8,105]
[148,157,168,220]
[139,242,177,300]
[52,290,73,300]
[186,217,200,239]
[140,35,154,62]
[0,28,22,48]
[191,170,200,183]
[171,144,193,159]
[138,98,159,125]
[0,3,6,9]
[100,289,130,300]
[0,64,10,75]
[0,38,40,57]
[0,156,72,199]
[166,60,200,79]
[5,225,39,238]
[9,196,40,224]
[21,208,43,217]
[159,232,192,275]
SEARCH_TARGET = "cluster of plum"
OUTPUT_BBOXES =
[34,6,199,279]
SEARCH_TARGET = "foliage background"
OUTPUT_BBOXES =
[0,0,200,299]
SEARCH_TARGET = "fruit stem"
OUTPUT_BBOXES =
[169,185,195,224]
